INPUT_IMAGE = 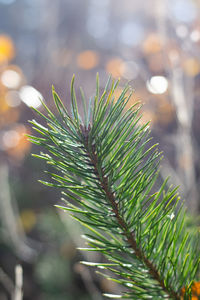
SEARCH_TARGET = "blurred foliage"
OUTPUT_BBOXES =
[35,254,71,292]
[33,209,92,300]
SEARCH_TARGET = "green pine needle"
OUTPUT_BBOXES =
[29,75,199,299]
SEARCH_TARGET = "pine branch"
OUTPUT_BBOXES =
[81,126,179,299]
[28,75,200,299]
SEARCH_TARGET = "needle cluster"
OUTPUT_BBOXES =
[28,75,200,299]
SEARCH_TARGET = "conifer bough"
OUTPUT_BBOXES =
[29,75,200,299]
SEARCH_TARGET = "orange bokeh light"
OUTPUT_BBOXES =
[142,33,162,54]
[77,50,99,70]
[5,125,31,160]
[182,58,200,77]
[106,58,125,78]
[0,35,15,64]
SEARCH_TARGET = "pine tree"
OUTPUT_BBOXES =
[28,75,200,299]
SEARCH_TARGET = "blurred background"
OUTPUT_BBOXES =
[0,0,200,299]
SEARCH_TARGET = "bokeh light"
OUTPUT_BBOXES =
[1,69,22,89]
[0,35,15,63]
[5,91,21,107]
[190,29,200,42]
[2,124,31,160]
[182,58,200,77]
[170,0,197,23]
[106,58,125,78]
[119,21,144,46]
[176,25,189,39]
[77,50,99,70]
[2,129,20,149]
[142,33,162,54]
[146,76,168,94]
